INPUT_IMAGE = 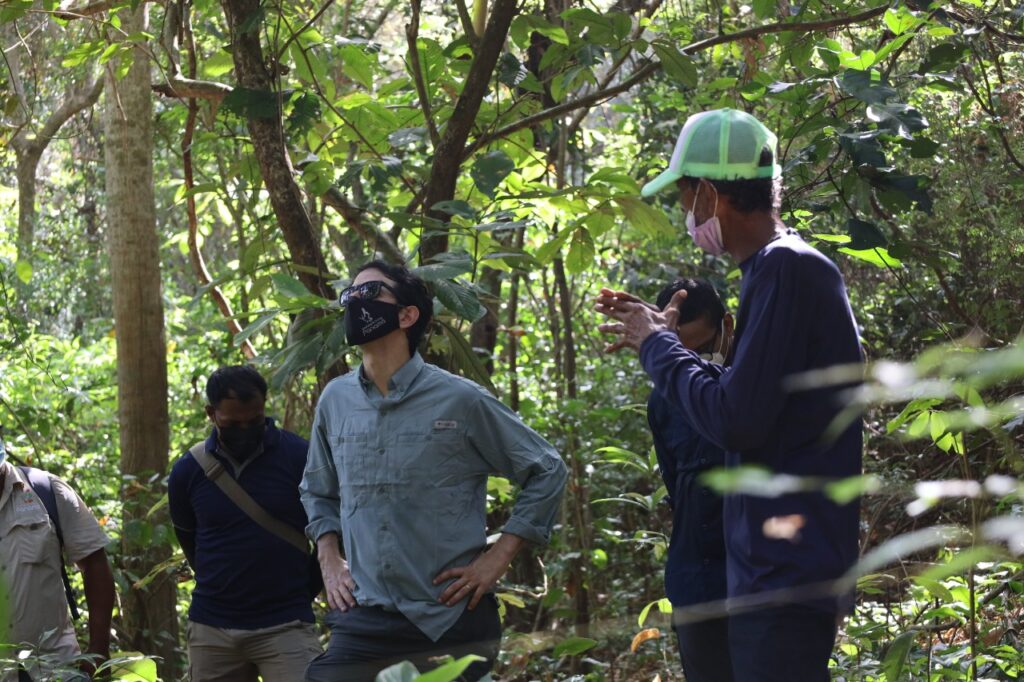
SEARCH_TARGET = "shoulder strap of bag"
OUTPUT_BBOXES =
[188,443,309,554]
[18,466,81,620]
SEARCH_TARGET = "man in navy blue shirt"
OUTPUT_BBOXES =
[597,109,863,681]
[648,278,734,682]
[168,366,322,681]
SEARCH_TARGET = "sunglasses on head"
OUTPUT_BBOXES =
[338,280,403,307]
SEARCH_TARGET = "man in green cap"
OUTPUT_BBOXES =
[596,108,863,681]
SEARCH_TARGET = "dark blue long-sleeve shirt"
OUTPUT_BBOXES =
[648,376,727,608]
[168,418,317,629]
[639,231,863,613]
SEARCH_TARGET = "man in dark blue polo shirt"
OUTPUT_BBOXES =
[597,109,863,681]
[168,365,322,681]
[648,277,734,682]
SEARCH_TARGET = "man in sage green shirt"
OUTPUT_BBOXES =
[301,260,567,682]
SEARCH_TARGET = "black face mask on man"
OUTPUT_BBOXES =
[217,422,265,460]
[345,298,402,346]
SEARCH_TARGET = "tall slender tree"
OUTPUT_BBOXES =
[103,5,178,676]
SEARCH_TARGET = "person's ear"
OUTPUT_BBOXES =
[205,405,216,423]
[399,304,420,330]
[722,312,735,355]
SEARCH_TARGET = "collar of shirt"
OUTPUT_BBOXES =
[356,352,426,400]
[0,460,31,510]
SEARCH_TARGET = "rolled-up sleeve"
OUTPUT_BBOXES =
[299,403,342,542]
[467,393,568,545]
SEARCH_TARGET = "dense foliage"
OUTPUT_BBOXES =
[1,0,1022,679]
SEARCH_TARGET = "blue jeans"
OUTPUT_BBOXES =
[728,604,839,682]
[304,596,501,682]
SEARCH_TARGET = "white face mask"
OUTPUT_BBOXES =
[698,319,728,366]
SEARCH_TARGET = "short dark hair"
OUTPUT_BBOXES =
[680,147,777,214]
[656,278,725,326]
[355,260,433,356]
[206,365,268,406]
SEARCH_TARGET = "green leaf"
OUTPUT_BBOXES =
[340,44,375,89]
[651,41,697,88]
[614,196,673,238]
[840,70,897,105]
[413,258,474,281]
[565,227,595,274]
[497,52,528,87]
[222,87,281,120]
[590,548,608,570]
[881,631,915,681]
[847,219,886,250]
[271,272,313,300]
[203,51,235,77]
[553,636,598,657]
[430,200,477,220]
[884,7,920,36]
[413,655,486,682]
[436,319,497,396]
[867,103,929,139]
[839,246,903,268]
[535,225,574,263]
[234,312,278,346]
[470,150,515,199]
[106,652,158,682]
[825,475,881,505]
[15,260,32,284]
[433,280,486,322]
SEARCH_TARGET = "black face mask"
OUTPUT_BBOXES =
[345,297,402,346]
[218,422,265,460]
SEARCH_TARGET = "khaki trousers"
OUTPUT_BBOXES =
[187,619,322,682]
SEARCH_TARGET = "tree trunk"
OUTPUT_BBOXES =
[419,0,519,262]
[221,0,334,299]
[103,5,179,677]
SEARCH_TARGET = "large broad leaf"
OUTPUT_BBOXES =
[870,173,933,214]
[881,631,916,681]
[565,227,596,274]
[436,319,497,396]
[496,52,528,87]
[838,246,903,269]
[839,130,888,169]
[651,40,698,88]
[847,219,886,250]
[867,103,928,139]
[222,87,282,120]
[614,196,674,238]
[470,150,515,199]
[433,279,486,322]
[840,70,896,105]
[414,655,486,682]
[553,636,598,657]
[413,256,474,281]
[106,652,158,682]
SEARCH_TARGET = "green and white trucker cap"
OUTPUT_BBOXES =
[641,108,782,198]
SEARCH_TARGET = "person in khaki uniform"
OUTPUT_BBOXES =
[0,442,114,682]
[168,366,322,681]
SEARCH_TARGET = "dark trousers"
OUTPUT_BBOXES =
[728,604,839,682]
[674,609,734,682]
[304,597,501,682]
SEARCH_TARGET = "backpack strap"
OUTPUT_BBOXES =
[18,466,81,621]
[188,443,309,554]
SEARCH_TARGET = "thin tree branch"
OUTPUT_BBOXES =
[453,0,479,50]
[180,4,256,358]
[465,5,889,159]
[54,0,115,20]
[320,187,406,264]
[406,0,440,148]
[274,0,334,62]
[152,76,233,100]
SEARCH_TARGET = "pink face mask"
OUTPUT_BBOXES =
[685,183,725,256]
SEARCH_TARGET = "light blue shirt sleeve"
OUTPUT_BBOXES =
[466,391,568,545]
[299,402,342,542]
